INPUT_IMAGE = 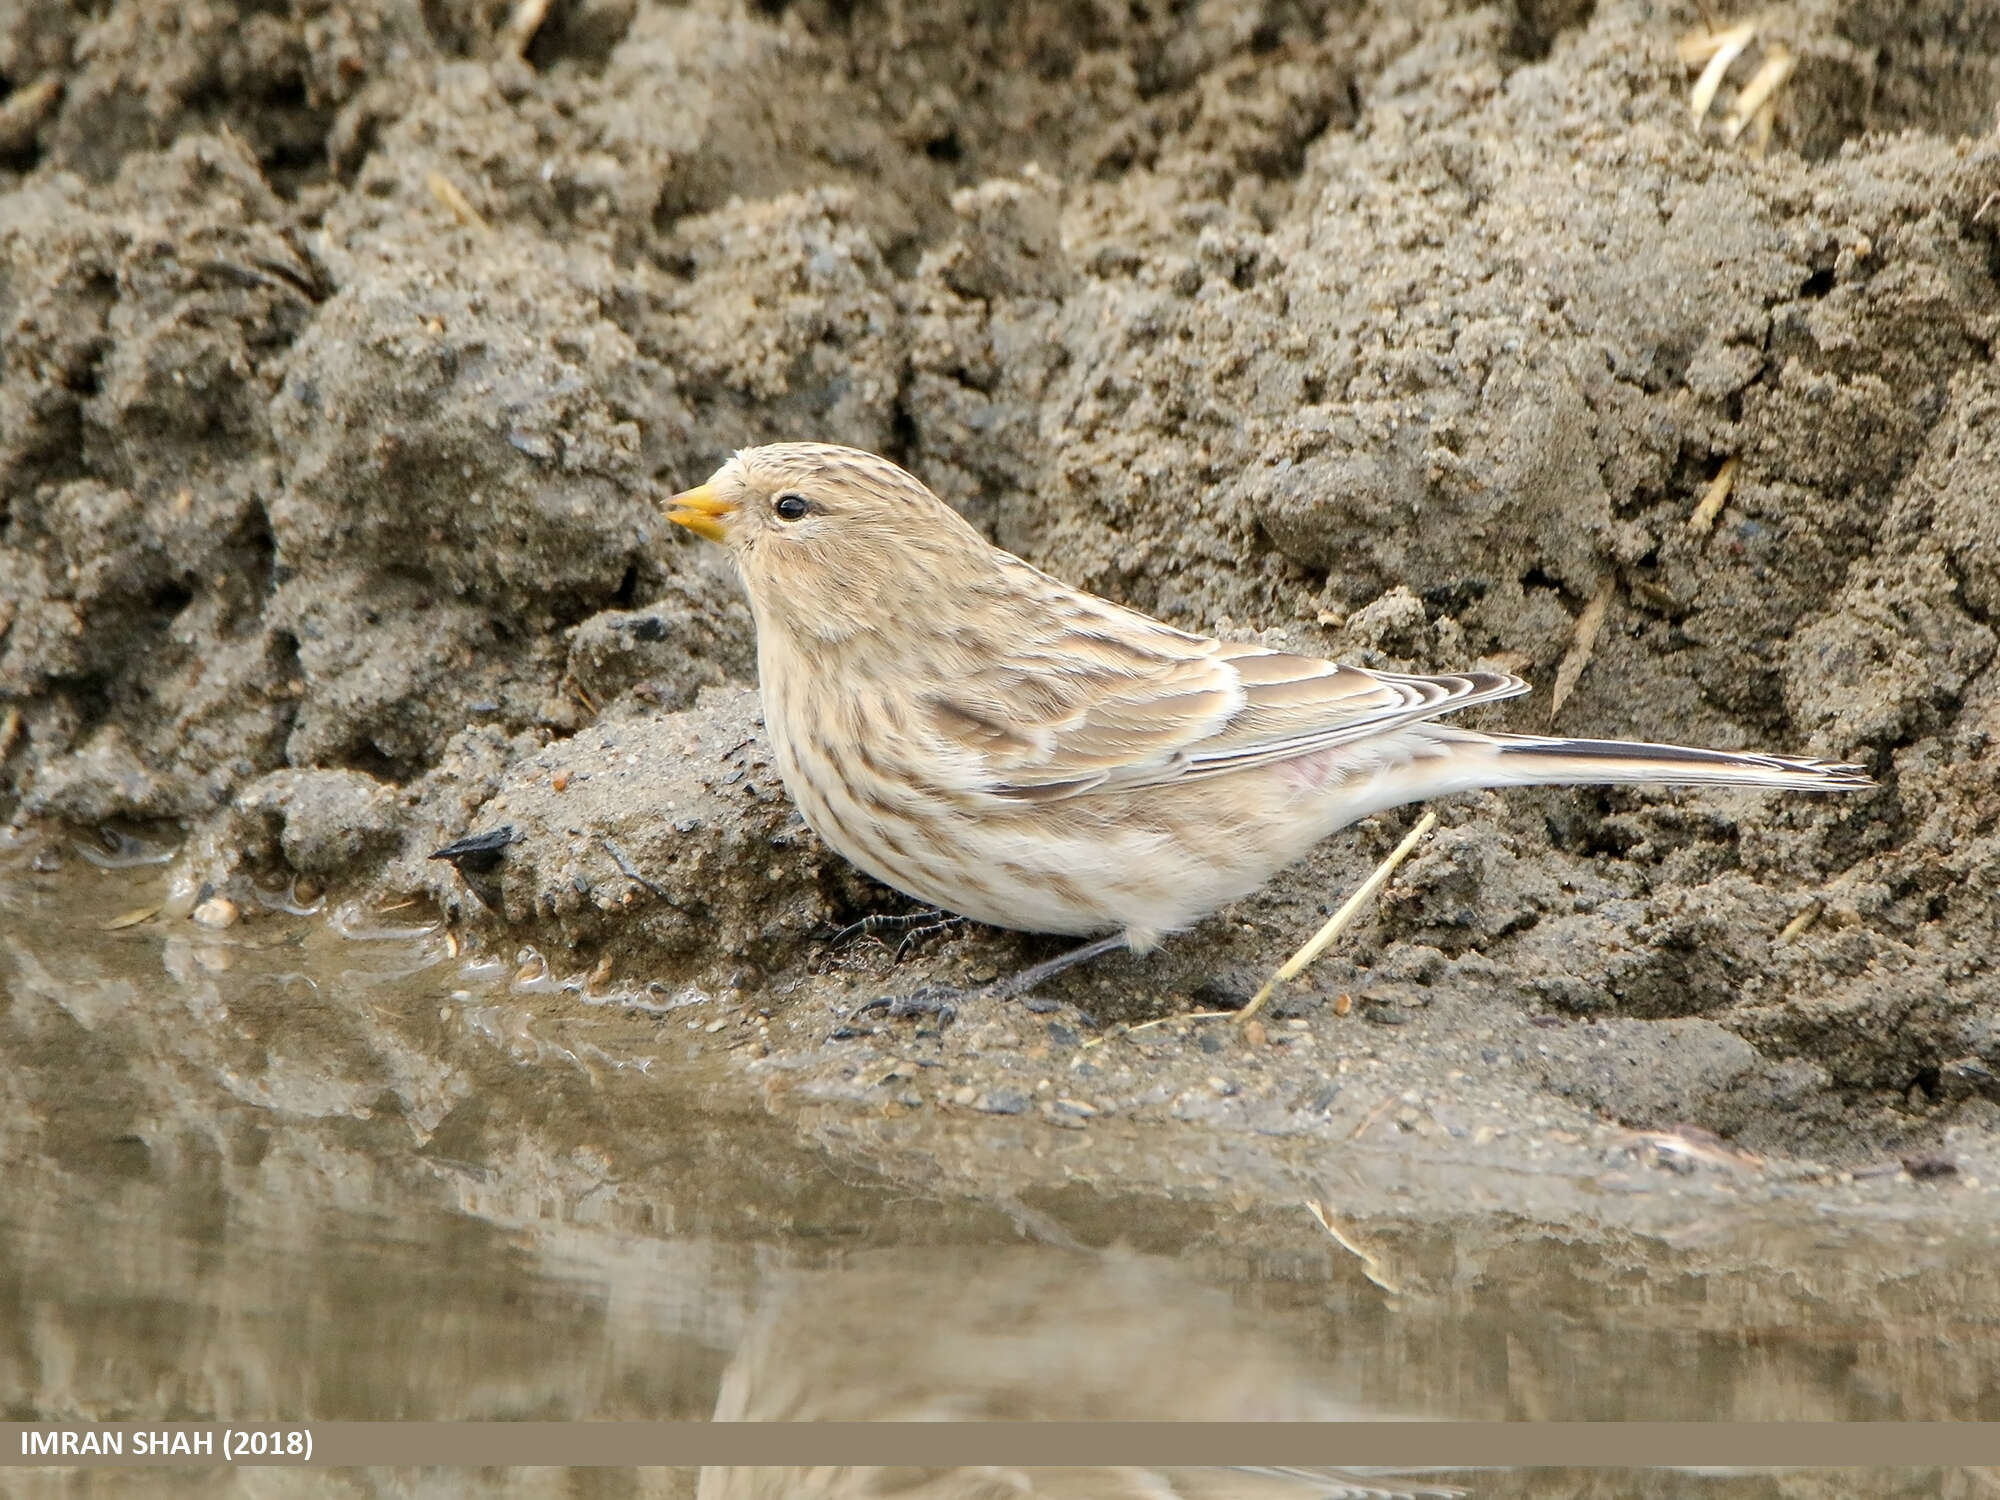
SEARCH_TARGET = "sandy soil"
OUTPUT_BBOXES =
[3,0,2000,1175]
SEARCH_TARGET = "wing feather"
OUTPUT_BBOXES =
[916,589,1527,802]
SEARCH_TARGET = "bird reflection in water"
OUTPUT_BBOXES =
[695,1248,1461,1500]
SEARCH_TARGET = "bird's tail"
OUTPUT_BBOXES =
[1456,731,1873,792]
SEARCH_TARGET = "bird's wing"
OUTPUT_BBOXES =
[917,587,1526,802]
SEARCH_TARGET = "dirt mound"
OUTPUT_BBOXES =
[3,0,1999,1160]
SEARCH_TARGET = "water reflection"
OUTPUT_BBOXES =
[699,1469,1465,1500]
[2,844,1999,1451]
[707,1248,1382,1423]
[694,1475,2000,1500]
[8,1472,2000,1500]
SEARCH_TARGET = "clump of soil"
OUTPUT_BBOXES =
[4,0,2000,1163]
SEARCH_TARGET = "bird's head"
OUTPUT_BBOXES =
[666,443,995,643]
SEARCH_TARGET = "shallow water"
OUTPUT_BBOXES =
[4,842,1999,1472]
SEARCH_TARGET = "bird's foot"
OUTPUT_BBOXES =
[854,985,964,1023]
[828,934,1131,1035]
[828,909,968,961]
[834,985,964,1036]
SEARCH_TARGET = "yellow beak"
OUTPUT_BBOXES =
[665,483,732,543]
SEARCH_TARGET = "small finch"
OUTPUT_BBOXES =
[667,443,1869,994]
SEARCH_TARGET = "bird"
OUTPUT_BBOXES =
[665,442,1870,1000]
[695,1247,1464,1500]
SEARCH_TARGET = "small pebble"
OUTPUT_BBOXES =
[191,897,239,929]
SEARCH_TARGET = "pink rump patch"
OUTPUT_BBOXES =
[1275,747,1342,794]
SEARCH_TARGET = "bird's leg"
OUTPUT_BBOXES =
[989,932,1129,1000]
[845,932,1130,1031]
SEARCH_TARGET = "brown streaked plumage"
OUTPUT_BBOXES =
[667,443,1869,977]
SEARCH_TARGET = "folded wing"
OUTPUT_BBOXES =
[917,586,1526,802]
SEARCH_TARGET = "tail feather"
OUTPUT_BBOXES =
[1470,731,1873,792]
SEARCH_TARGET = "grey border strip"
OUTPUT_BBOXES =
[4,1423,2000,1467]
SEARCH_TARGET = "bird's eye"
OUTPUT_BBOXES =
[773,493,812,521]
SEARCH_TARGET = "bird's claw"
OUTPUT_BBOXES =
[892,916,968,961]
[848,985,963,1026]
[829,909,967,958]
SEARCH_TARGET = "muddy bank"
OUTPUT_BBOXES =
[3,0,2000,1165]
